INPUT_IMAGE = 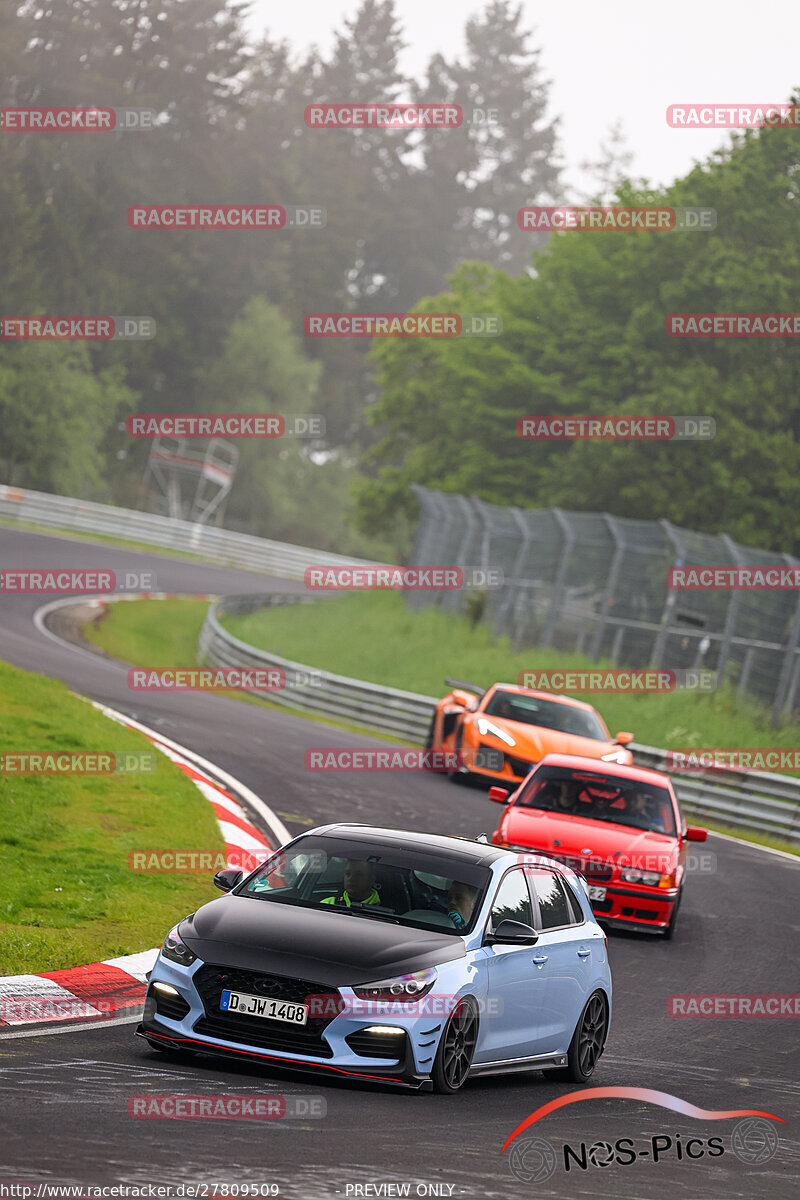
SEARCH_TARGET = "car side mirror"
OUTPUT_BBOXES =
[488,786,509,804]
[214,868,243,892]
[615,731,634,745]
[485,919,539,946]
[686,826,707,842]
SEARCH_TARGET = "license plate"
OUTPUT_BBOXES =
[588,886,607,901]
[220,989,308,1025]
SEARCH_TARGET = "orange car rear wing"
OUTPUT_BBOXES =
[445,677,486,696]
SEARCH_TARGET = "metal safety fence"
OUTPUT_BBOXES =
[199,594,800,844]
[409,486,800,725]
[0,482,381,581]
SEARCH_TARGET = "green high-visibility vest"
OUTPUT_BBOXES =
[321,887,380,907]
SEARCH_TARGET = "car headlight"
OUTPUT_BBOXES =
[353,967,437,1001]
[601,749,629,764]
[476,718,516,747]
[620,869,662,886]
[161,923,198,967]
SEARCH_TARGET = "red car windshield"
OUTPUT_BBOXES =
[484,690,607,741]
[514,766,677,836]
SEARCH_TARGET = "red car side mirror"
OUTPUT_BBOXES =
[686,826,708,842]
[615,731,634,745]
[488,786,509,804]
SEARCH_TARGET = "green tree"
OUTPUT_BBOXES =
[357,111,800,554]
[0,340,133,496]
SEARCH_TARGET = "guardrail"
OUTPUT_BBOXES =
[0,483,383,580]
[198,594,435,743]
[200,594,800,846]
[4,482,796,846]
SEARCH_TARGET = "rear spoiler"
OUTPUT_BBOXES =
[445,678,486,697]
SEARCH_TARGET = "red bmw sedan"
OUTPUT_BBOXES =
[489,754,707,938]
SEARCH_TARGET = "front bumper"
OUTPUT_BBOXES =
[137,1017,433,1089]
[591,884,678,933]
[138,956,449,1090]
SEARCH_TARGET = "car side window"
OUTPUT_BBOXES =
[530,871,575,931]
[489,870,533,933]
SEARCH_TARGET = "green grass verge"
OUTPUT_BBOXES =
[0,656,224,974]
[222,591,800,753]
[700,821,800,856]
[83,597,406,741]
[83,593,800,858]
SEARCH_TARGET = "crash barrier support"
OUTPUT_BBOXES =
[0,483,383,580]
[200,594,800,845]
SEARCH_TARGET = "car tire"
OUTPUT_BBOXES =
[662,886,683,940]
[431,997,479,1094]
[544,991,607,1084]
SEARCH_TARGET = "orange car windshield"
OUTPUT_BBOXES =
[484,690,607,741]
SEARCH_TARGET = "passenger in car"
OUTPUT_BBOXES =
[446,880,478,929]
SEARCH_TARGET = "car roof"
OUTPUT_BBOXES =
[308,823,512,865]
[485,684,599,713]
[533,753,674,788]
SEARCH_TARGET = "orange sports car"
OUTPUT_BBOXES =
[426,680,633,784]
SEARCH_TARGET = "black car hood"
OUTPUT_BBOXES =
[180,896,466,987]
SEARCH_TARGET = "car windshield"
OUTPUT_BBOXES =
[483,690,607,741]
[237,835,492,934]
[513,766,676,836]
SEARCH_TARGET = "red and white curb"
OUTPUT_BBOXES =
[0,702,290,1033]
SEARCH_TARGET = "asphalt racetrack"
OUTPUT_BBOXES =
[1,526,799,1199]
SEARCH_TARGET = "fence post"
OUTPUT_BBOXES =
[541,508,575,647]
[495,506,531,638]
[590,514,624,661]
[772,558,800,724]
[650,520,685,667]
[715,534,744,688]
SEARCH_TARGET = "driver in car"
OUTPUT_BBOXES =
[321,859,381,908]
[631,791,666,832]
[447,880,478,930]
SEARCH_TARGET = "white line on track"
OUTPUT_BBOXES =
[706,828,800,863]
[0,1013,141,1040]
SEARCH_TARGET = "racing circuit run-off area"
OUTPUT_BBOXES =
[1,2,800,1199]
